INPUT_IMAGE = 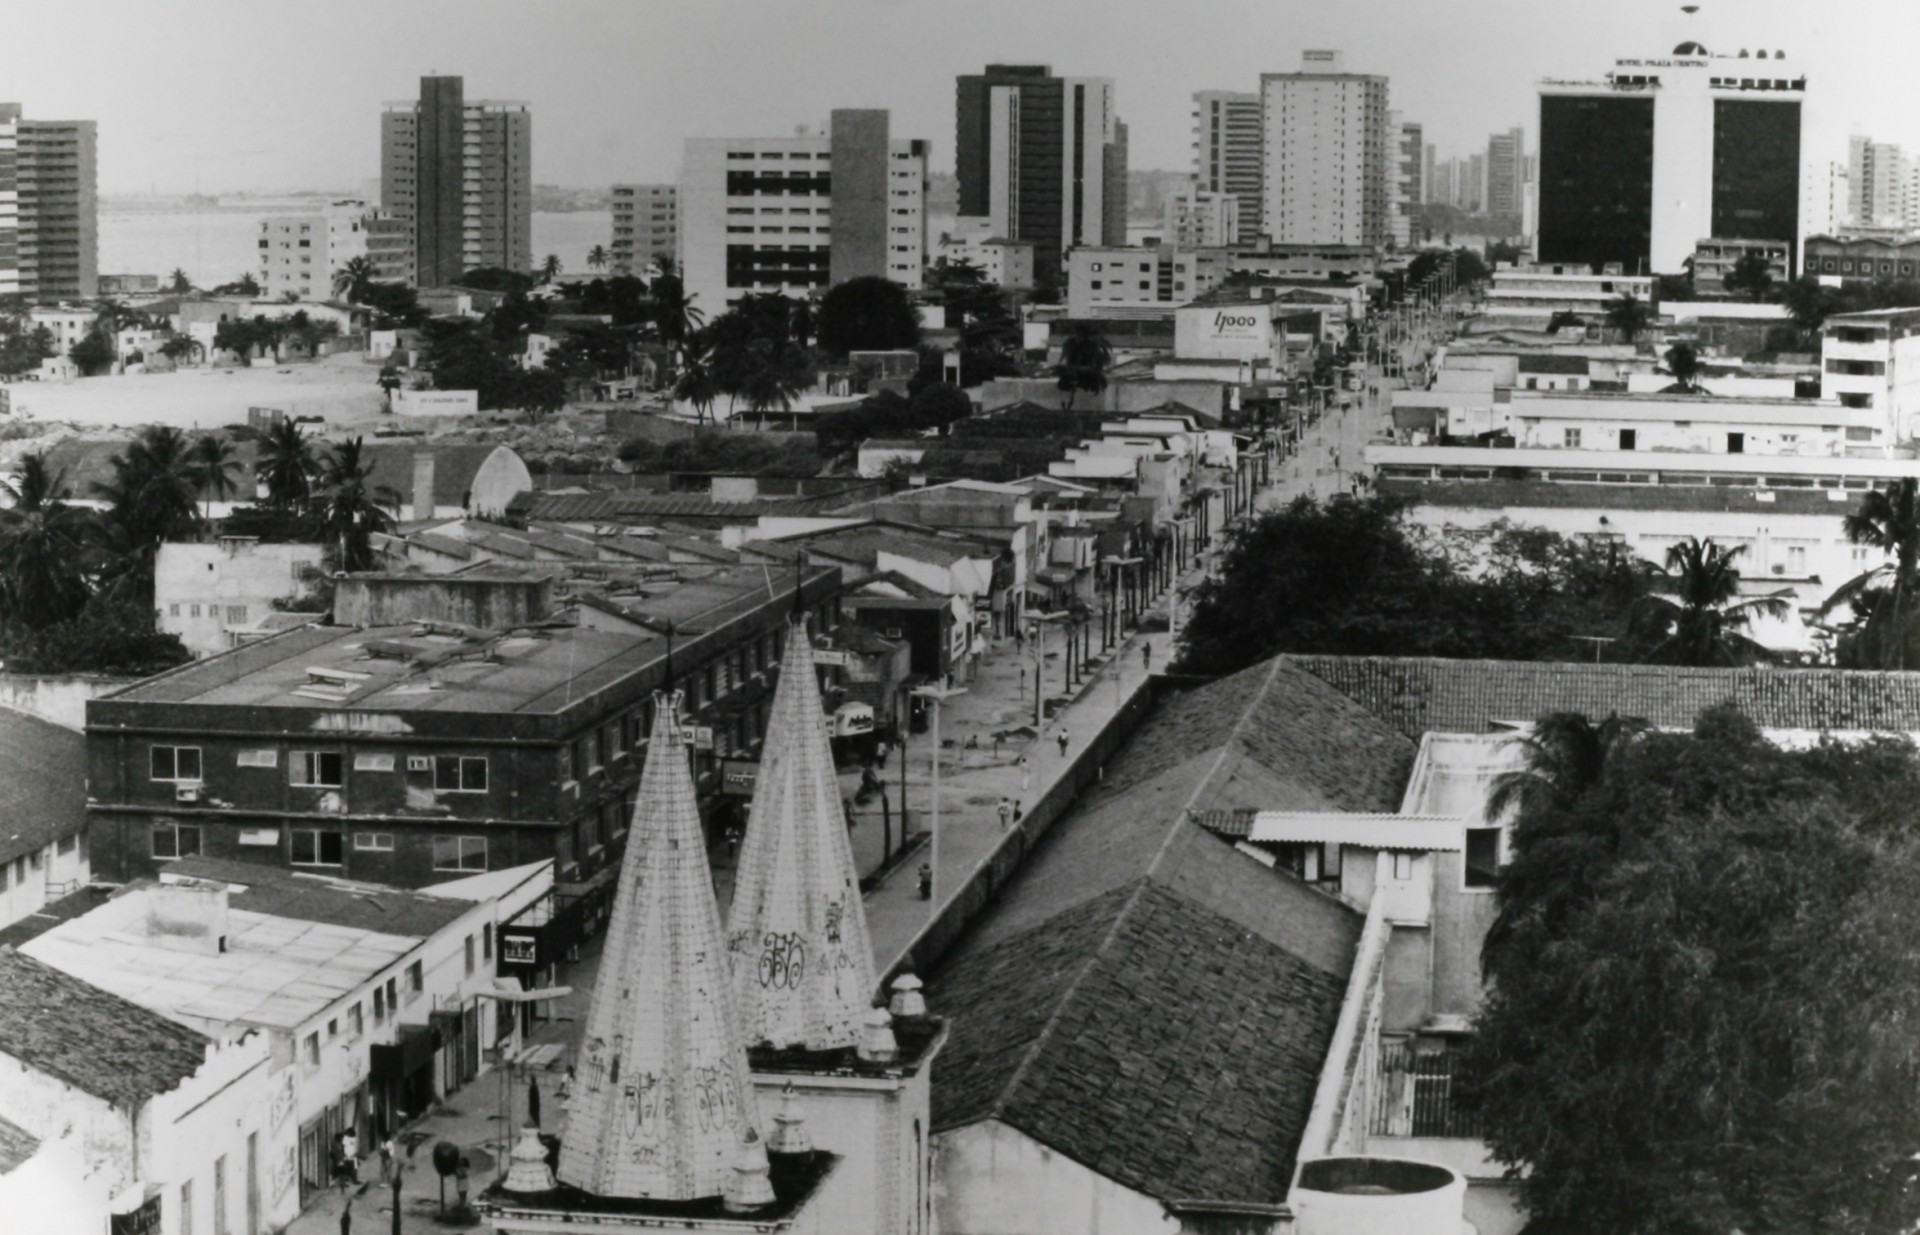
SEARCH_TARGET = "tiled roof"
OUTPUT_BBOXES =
[362,443,516,509]
[0,1115,39,1174]
[163,857,475,938]
[0,709,88,869]
[511,490,856,523]
[923,656,1402,1206]
[0,949,211,1109]
[1287,655,1920,737]
[1516,354,1591,374]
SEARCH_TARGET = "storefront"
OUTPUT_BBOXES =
[370,1022,441,1133]
[497,890,593,1031]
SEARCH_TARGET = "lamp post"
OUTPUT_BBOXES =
[1024,610,1066,727]
[909,681,967,907]
[475,979,573,1184]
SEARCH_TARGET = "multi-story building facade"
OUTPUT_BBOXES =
[1390,115,1423,247]
[1821,307,1920,438]
[1804,233,1920,284]
[363,213,414,285]
[610,183,676,276]
[1486,126,1525,220]
[155,540,327,659]
[86,567,843,902]
[1537,37,1804,275]
[1463,152,1487,213]
[1260,50,1390,248]
[1192,90,1263,242]
[380,76,531,287]
[932,220,1036,290]
[255,200,383,302]
[1163,188,1239,247]
[1847,135,1908,230]
[0,108,97,301]
[679,111,927,315]
[1429,157,1455,209]
[955,64,1128,280]
[1692,236,1791,295]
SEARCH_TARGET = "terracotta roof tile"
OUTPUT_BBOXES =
[0,949,211,1108]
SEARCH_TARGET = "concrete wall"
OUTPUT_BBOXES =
[157,541,326,658]
[752,1063,933,1235]
[333,574,553,628]
[935,1120,1178,1235]
[0,674,127,730]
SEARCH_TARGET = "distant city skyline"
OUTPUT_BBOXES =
[5,0,1910,196]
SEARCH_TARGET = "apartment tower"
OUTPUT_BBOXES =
[381,76,531,287]
[1193,90,1263,242]
[1259,51,1390,247]
[955,65,1128,279]
[1486,126,1525,221]
[610,184,677,276]
[0,107,97,302]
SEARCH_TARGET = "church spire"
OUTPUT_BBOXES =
[726,618,878,1051]
[557,690,768,1201]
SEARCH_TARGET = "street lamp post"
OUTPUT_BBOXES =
[1025,610,1066,727]
[909,682,967,906]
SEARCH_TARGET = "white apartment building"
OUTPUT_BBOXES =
[1261,50,1391,247]
[1192,90,1263,242]
[1692,237,1791,295]
[610,183,676,276]
[1066,243,1374,320]
[256,200,374,302]
[1390,114,1423,248]
[933,220,1035,290]
[1484,266,1655,324]
[679,113,927,315]
[0,105,17,298]
[1163,189,1239,248]
[1822,307,1920,439]
[155,540,328,658]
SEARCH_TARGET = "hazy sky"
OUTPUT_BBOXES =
[7,0,1916,196]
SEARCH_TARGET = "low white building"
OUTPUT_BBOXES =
[1163,189,1240,248]
[0,708,89,932]
[156,539,327,658]
[1822,306,1920,440]
[1483,266,1654,325]
[20,857,552,1211]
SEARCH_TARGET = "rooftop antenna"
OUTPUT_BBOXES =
[663,618,676,697]
[791,555,807,626]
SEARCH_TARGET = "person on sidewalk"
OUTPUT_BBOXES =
[341,1130,360,1185]
[1056,728,1070,758]
[456,1156,471,1213]
[1017,754,1031,794]
[378,1135,394,1186]
[996,797,1012,831]
[1142,643,1152,671]
[917,864,933,900]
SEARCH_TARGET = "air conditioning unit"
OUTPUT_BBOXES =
[175,784,201,803]
[407,756,431,772]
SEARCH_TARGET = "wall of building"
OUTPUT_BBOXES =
[754,1068,933,1235]
[1261,57,1389,246]
[0,830,88,931]
[156,541,326,658]
[935,1119,1178,1235]
[0,673,128,729]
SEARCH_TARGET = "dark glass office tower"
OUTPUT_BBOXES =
[1714,98,1800,266]
[1537,95,1654,273]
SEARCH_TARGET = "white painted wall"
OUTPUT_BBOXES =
[156,541,326,658]
[935,1119,1178,1235]
[0,831,88,931]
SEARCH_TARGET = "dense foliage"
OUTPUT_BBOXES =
[814,276,922,357]
[1463,706,1920,1235]
[614,432,820,479]
[1174,496,1654,675]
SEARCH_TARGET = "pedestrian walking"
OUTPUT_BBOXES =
[378,1135,394,1185]
[725,822,743,862]
[1056,728,1070,758]
[341,1130,359,1184]
[529,1074,543,1128]
[1018,754,1032,794]
[558,1066,575,1108]
[916,863,933,900]
[1141,643,1152,671]
[1012,801,1024,824]
[456,1156,471,1213]
[997,797,1013,831]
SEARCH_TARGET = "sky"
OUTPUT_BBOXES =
[7,0,1918,196]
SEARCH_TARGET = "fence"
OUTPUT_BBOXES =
[1368,1040,1481,1139]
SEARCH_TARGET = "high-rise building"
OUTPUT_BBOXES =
[1423,143,1437,205]
[679,111,927,316]
[1848,136,1908,229]
[1390,115,1424,247]
[1464,153,1487,213]
[1192,90,1264,241]
[0,110,97,302]
[955,64,1127,279]
[1537,25,1804,274]
[1486,127,1525,220]
[1163,188,1239,247]
[1259,50,1390,247]
[1429,158,1455,210]
[256,200,382,302]
[610,184,676,276]
[380,76,531,287]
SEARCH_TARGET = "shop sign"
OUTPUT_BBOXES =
[677,726,714,749]
[834,704,875,737]
[1204,310,1267,341]
[720,759,759,796]
[812,649,850,667]
[501,929,539,967]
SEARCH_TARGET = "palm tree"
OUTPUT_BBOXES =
[158,334,204,366]
[673,340,721,426]
[331,256,379,305]
[94,299,143,365]
[587,245,609,272]
[1055,322,1112,411]
[739,338,813,428]
[539,254,564,285]
[313,438,398,572]
[1626,537,1791,666]
[168,268,192,294]
[0,452,93,629]
[93,426,204,607]
[255,417,316,510]
[651,275,705,367]
[1604,292,1652,343]
[1485,711,1649,823]
[1662,341,1703,392]
[190,434,244,520]
[1819,479,1920,668]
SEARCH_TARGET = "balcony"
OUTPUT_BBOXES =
[1368,1039,1479,1139]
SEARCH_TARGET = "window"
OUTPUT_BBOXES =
[238,827,277,847]
[226,605,247,624]
[304,1032,320,1068]
[327,1018,338,1040]
[433,756,488,792]
[214,1155,227,1235]
[433,835,487,872]
[290,751,343,787]
[483,924,492,961]
[1727,432,1745,454]
[152,745,203,782]
[1562,428,1582,448]
[347,1003,362,1038]
[353,832,393,851]
[1391,852,1416,881]
[373,985,386,1023]
[406,961,423,998]
[353,753,394,772]
[236,749,277,768]
[1786,545,1808,574]
[152,822,202,860]
[464,935,476,975]
[558,744,574,782]
[182,1179,195,1235]
[1464,827,1502,888]
[290,829,344,866]
[385,976,398,1013]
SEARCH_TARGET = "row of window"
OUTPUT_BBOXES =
[1815,257,1919,278]
[153,821,491,872]
[151,745,490,792]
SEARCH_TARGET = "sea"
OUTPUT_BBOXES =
[98,205,616,288]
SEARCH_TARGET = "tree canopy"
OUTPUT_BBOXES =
[815,276,922,357]
[1464,705,1920,1235]
[1173,496,1653,675]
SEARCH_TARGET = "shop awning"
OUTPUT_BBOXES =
[371,1022,441,1081]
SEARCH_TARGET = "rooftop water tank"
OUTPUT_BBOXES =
[1293,1156,1469,1235]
